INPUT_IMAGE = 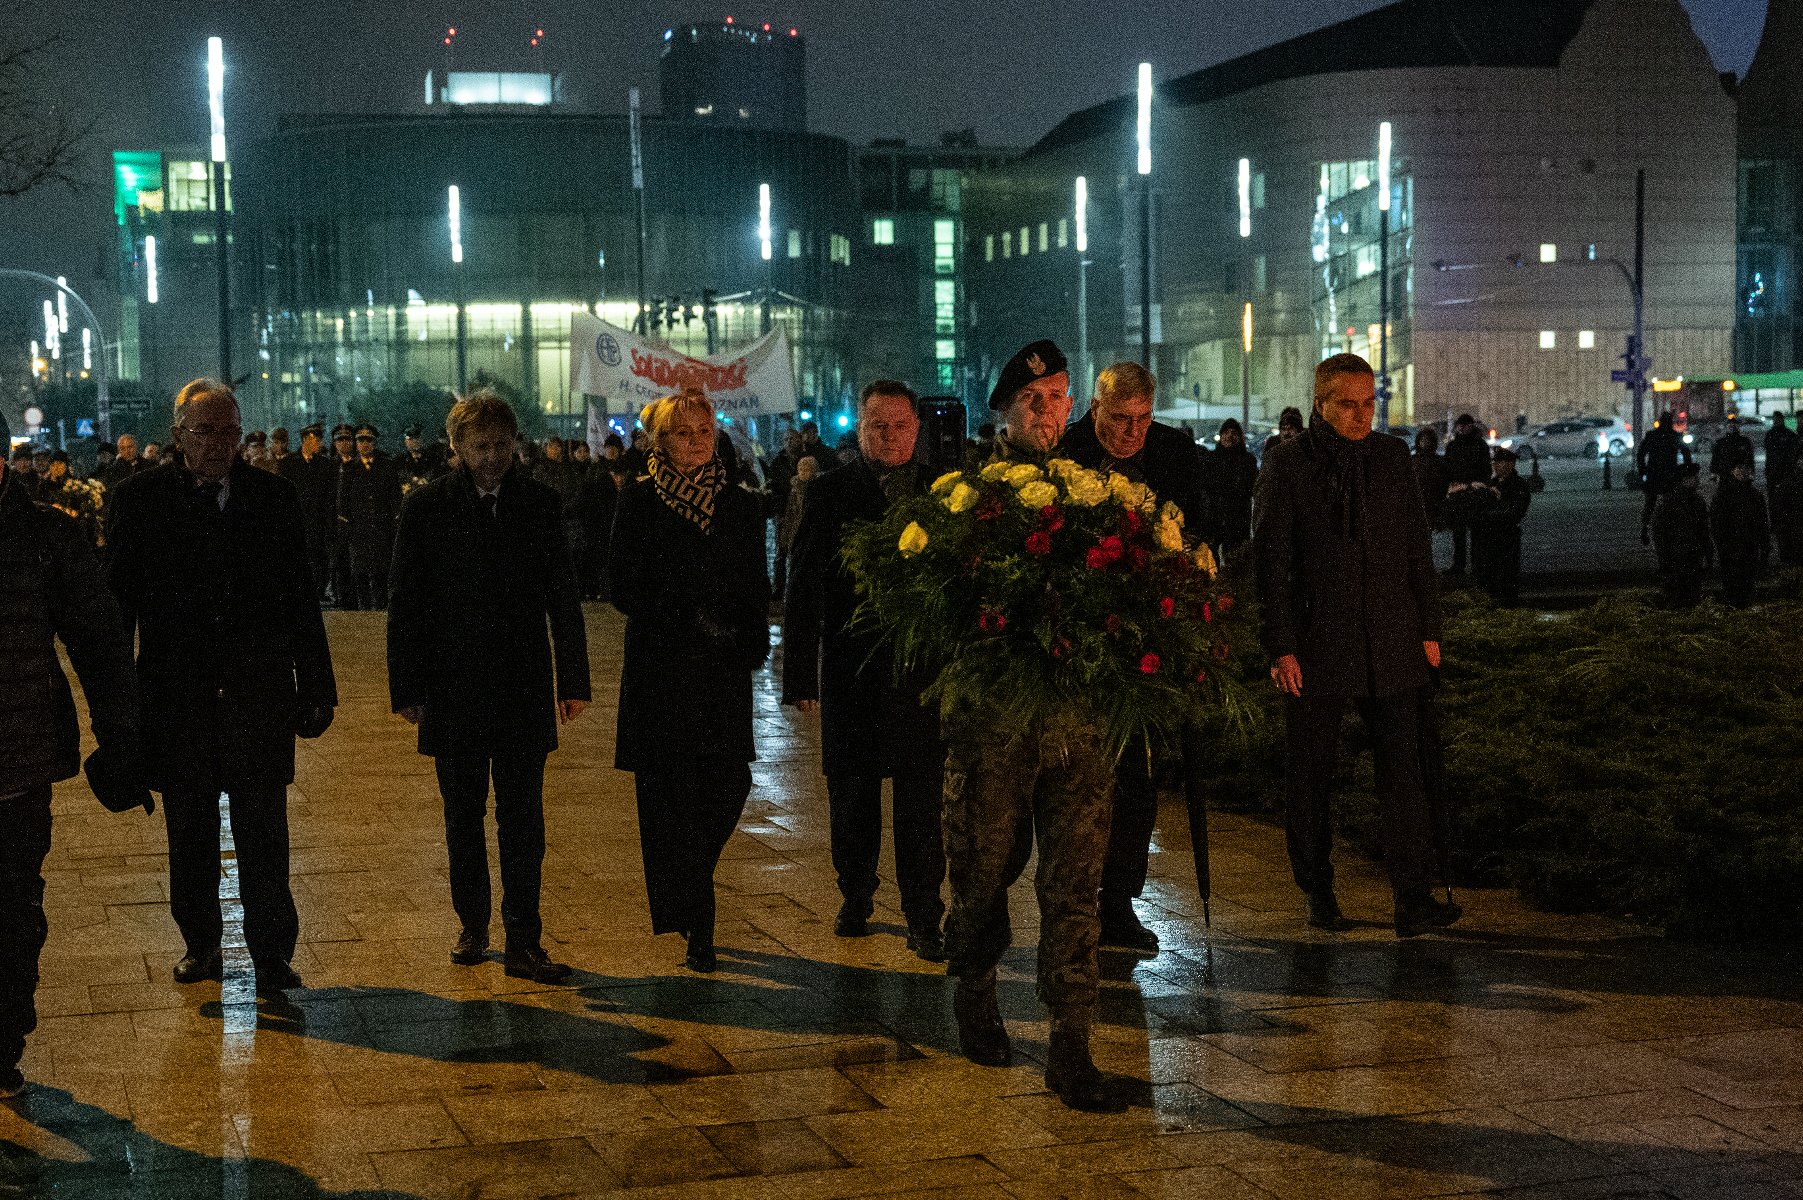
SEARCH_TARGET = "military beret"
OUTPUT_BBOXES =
[988,339,1069,411]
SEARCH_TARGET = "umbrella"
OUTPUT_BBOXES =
[1179,723,1212,926]
[1417,669,1457,904]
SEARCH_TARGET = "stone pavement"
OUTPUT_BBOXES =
[5,608,1802,1199]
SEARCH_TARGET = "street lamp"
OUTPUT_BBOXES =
[1,269,114,439]
[1075,175,1090,406]
[449,184,467,393]
[207,36,232,384]
[145,235,159,304]
[1242,302,1253,431]
[1376,120,1393,430]
[758,182,773,335]
[1136,63,1153,370]
[1237,158,1252,239]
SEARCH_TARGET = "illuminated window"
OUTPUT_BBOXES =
[1540,243,1558,263]
[1578,329,1596,349]
[830,233,851,266]
[787,229,802,258]
[1254,255,1268,293]
[1038,222,1049,253]
[1057,218,1068,248]
[1253,172,1266,209]
[1018,226,1030,257]
[1539,330,1557,350]
[935,338,956,361]
[1002,231,1011,259]
[934,279,956,334]
[872,217,895,245]
[985,234,994,262]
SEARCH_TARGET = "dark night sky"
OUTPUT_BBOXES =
[0,0,1771,304]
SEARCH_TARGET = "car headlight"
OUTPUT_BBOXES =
[1682,433,1694,444]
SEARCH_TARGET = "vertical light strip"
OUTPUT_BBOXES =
[1238,158,1252,238]
[208,37,226,163]
[56,276,69,332]
[1378,121,1393,213]
[1242,302,1253,353]
[146,235,159,303]
[1074,176,1088,254]
[1136,64,1153,176]
[448,185,463,263]
[759,183,772,261]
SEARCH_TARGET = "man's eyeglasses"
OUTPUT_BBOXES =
[179,424,242,442]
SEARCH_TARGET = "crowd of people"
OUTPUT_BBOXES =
[13,347,1803,1114]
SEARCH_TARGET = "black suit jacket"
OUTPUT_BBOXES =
[1253,427,1441,700]
[338,451,402,553]
[1060,414,1205,532]
[782,457,941,778]
[386,467,590,757]
[278,451,336,544]
[106,461,336,792]
[609,478,769,772]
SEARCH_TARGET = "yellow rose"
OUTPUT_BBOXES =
[980,460,1012,482]
[1046,458,1081,479]
[1193,542,1218,578]
[1108,471,1133,500]
[1063,470,1108,507]
[1155,516,1184,552]
[1017,480,1059,509]
[944,482,979,513]
[1160,500,1185,529]
[898,521,929,556]
[1003,463,1044,488]
[930,470,964,495]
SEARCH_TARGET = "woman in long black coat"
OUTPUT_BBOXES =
[610,390,770,971]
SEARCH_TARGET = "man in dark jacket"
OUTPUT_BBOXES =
[1709,417,1756,483]
[1711,461,1770,608]
[0,457,146,1098]
[1652,463,1711,607]
[1060,361,1203,958]
[100,433,145,488]
[1201,417,1259,555]
[1442,413,1491,574]
[1470,447,1533,606]
[388,391,590,984]
[107,379,337,996]
[1253,353,1457,938]
[1763,412,1797,496]
[337,424,402,609]
[783,380,947,962]
[1637,412,1691,543]
[278,424,336,603]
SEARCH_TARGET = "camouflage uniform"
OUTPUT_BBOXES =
[942,707,1114,1020]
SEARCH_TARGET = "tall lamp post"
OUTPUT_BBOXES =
[758,182,773,336]
[1136,63,1153,371]
[1074,175,1090,407]
[449,184,467,394]
[1376,120,1393,431]
[207,37,232,384]
[1242,302,1253,431]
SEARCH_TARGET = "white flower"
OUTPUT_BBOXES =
[1017,480,1059,509]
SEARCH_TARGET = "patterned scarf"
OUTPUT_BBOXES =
[1305,411,1376,540]
[648,451,726,534]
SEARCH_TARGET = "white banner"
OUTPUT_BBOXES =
[569,314,798,423]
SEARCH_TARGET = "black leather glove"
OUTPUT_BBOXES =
[295,704,335,739]
[84,746,154,814]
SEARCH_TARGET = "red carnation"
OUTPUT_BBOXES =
[1158,596,1175,619]
[1203,601,1213,623]
[1127,546,1150,573]
[1086,547,1109,569]
[1216,594,1237,615]
[1106,614,1122,634]
[1025,530,1052,556]
[1139,653,1161,675]
[1122,510,1144,537]
[1212,642,1231,661]
[1099,535,1124,561]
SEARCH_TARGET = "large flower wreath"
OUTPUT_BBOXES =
[843,456,1256,759]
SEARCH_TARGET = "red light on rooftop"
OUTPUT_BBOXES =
[536,28,544,36]
[447,26,456,35]
[788,27,797,35]
[443,36,451,44]
[762,22,770,30]
[530,37,539,45]
[724,14,734,23]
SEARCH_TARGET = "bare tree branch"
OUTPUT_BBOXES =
[0,33,93,199]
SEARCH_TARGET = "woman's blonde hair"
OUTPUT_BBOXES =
[640,388,715,451]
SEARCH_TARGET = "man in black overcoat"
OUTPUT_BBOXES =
[278,423,336,603]
[1442,413,1491,574]
[1200,418,1260,555]
[783,380,948,961]
[387,391,590,983]
[1060,361,1203,957]
[1253,353,1458,938]
[0,455,148,1098]
[107,379,337,995]
[337,423,402,609]
[1636,412,1691,544]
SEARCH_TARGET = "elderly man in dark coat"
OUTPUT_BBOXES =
[1060,361,1203,958]
[337,423,403,609]
[387,391,590,984]
[1253,353,1457,938]
[783,380,947,961]
[0,455,147,1098]
[107,379,337,995]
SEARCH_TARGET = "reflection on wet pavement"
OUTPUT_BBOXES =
[4,608,1801,1198]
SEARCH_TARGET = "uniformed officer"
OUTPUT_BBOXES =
[941,338,1125,1113]
[1471,446,1532,606]
[278,423,336,602]
[337,423,403,609]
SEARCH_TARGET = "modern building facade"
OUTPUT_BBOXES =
[853,135,1019,407]
[1734,0,1803,374]
[228,106,860,437]
[965,0,1737,434]
[660,20,807,133]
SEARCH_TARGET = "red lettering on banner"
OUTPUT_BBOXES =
[628,347,750,394]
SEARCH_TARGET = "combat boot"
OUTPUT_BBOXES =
[952,978,1011,1066]
[1394,890,1463,938]
[1305,890,1352,932]
[1045,1017,1128,1113]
